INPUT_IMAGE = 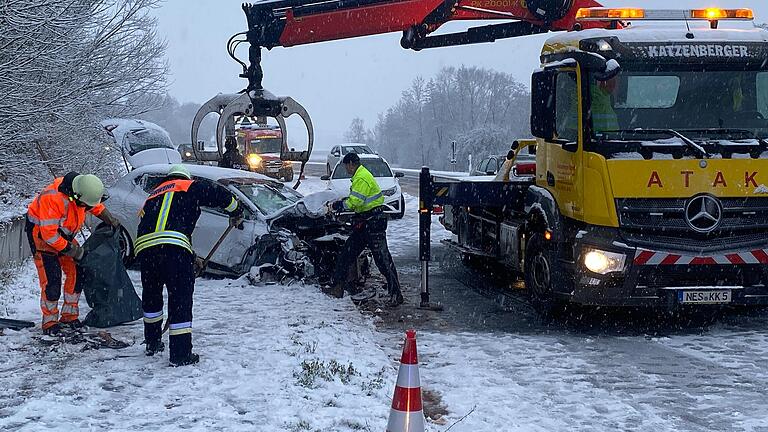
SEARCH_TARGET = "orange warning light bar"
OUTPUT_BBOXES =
[576,8,645,20]
[690,8,753,20]
[576,8,754,22]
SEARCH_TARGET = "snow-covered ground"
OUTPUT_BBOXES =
[4,176,768,431]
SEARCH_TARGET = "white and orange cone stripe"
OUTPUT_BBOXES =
[634,248,768,266]
[386,329,425,432]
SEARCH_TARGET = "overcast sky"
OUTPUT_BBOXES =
[154,0,767,147]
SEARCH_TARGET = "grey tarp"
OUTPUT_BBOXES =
[76,225,142,328]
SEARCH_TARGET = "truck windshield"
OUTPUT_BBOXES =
[250,138,282,154]
[590,70,768,142]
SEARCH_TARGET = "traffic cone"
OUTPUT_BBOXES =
[386,329,425,432]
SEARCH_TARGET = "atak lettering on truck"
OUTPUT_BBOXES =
[646,170,762,188]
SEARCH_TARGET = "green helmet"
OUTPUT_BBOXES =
[167,164,192,180]
[72,174,104,207]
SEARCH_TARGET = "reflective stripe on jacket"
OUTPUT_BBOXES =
[136,178,241,255]
[26,174,105,252]
[344,165,384,213]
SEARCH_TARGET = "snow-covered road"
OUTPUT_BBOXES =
[3,177,768,431]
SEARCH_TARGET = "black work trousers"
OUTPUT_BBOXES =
[139,245,195,362]
[333,212,401,296]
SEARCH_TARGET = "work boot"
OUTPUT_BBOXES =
[43,323,63,336]
[60,319,84,331]
[321,284,344,299]
[385,293,404,308]
[169,353,200,367]
[144,339,165,357]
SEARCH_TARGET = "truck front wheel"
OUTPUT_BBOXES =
[524,233,558,314]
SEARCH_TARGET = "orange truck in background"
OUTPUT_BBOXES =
[236,123,294,182]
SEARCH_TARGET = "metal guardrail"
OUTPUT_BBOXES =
[0,216,31,269]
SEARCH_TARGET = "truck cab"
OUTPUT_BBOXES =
[236,119,295,182]
[436,8,768,310]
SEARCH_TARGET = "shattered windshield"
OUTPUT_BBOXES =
[332,159,393,179]
[124,129,175,155]
[235,183,301,215]
[589,69,768,154]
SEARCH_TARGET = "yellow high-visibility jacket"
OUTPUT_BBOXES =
[344,165,384,213]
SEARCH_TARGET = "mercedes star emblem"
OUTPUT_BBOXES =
[685,195,722,233]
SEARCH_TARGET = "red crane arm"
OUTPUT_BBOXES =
[244,0,605,49]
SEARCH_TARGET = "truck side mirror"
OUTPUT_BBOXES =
[530,70,556,141]
[332,151,340,157]
[320,174,330,180]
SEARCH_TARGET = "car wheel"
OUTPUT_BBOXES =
[117,226,135,267]
[524,233,561,316]
[392,195,405,219]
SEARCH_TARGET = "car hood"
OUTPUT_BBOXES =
[265,189,347,222]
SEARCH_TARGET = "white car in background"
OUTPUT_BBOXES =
[101,119,180,170]
[326,143,375,175]
[322,154,405,219]
[89,163,306,276]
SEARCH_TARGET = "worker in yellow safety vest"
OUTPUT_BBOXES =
[326,153,403,307]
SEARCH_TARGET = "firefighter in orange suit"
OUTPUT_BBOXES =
[26,172,121,335]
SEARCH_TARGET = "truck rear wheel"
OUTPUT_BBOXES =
[524,233,558,314]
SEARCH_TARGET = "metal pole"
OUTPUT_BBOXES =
[418,167,432,308]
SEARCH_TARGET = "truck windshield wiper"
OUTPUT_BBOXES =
[676,128,768,148]
[599,128,709,158]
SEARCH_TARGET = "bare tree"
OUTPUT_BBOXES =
[344,117,375,145]
[375,66,530,170]
[0,0,167,209]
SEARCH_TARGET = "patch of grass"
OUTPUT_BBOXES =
[294,359,359,388]
[286,420,313,432]
[338,419,372,431]
[361,366,388,395]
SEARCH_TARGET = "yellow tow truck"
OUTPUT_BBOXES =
[421,7,768,311]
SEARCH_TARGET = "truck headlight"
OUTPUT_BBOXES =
[247,153,262,167]
[382,186,397,196]
[583,249,626,275]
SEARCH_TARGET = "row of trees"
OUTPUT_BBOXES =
[0,0,167,206]
[346,66,531,171]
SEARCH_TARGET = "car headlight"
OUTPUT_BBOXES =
[247,154,262,167]
[382,186,397,196]
[185,152,192,157]
[583,249,626,275]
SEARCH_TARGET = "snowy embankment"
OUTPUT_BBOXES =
[0,271,399,431]
[0,176,449,431]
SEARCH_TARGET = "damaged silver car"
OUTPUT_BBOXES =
[90,163,368,283]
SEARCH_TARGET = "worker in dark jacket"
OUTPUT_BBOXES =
[326,153,403,307]
[137,164,243,366]
[218,136,248,171]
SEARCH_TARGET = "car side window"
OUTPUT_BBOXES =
[195,178,253,220]
[136,174,167,194]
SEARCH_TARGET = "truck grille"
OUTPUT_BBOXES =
[264,160,282,169]
[617,197,768,232]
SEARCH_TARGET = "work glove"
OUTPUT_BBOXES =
[98,208,121,230]
[62,243,85,261]
[331,200,344,212]
[229,215,244,230]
